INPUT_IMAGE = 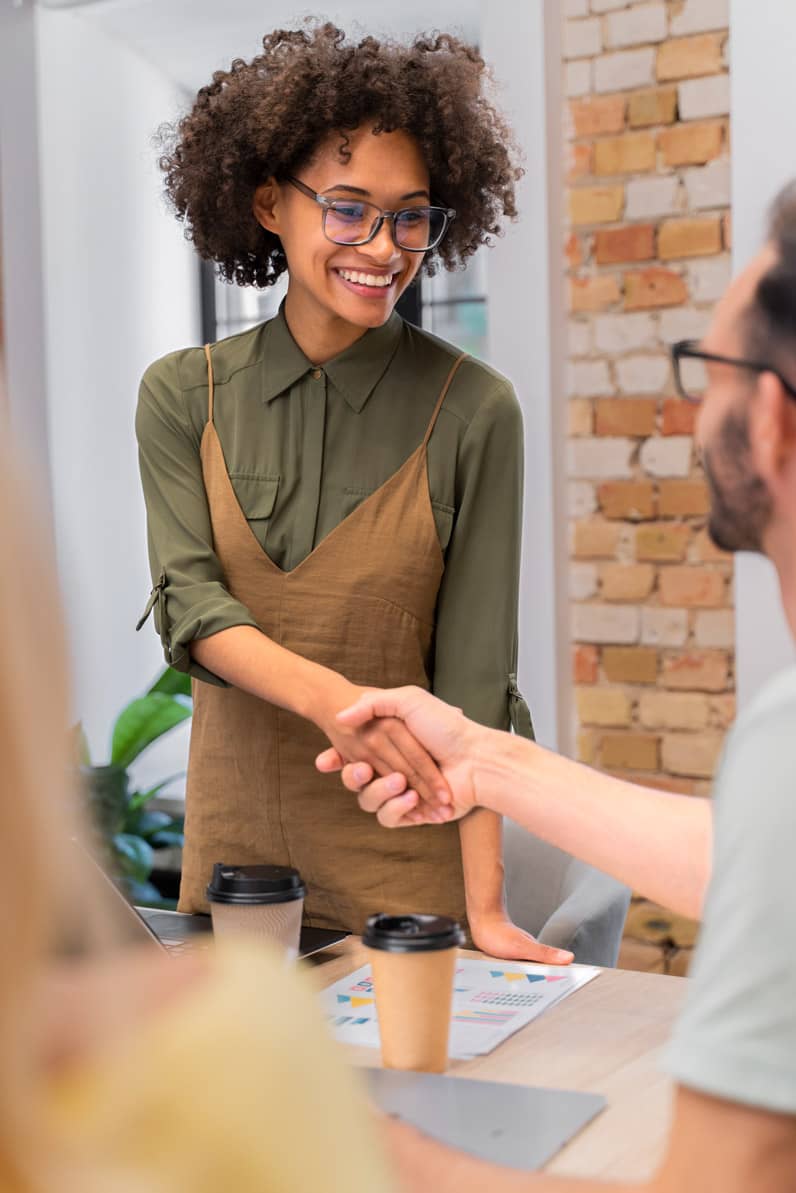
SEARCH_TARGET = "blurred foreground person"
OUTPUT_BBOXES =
[0,448,391,1193]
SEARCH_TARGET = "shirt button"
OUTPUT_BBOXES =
[311,368,323,380]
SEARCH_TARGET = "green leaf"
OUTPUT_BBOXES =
[112,833,154,882]
[147,667,193,699]
[111,694,192,768]
[127,809,173,838]
[127,774,184,812]
[149,828,185,849]
[120,878,167,907]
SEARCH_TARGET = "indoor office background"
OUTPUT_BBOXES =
[0,0,793,971]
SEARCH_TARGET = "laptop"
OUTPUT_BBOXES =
[86,852,348,959]
[137,905,348,960]
[366,1068,606,1171]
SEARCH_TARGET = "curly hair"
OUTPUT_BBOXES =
[158,22,523,288]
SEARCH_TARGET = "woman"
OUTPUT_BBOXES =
[137,24,569,963]
[0,450,391,1192]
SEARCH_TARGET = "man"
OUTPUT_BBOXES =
[316,182,796,1190]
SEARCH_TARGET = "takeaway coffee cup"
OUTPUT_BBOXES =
[206,863,305,960]
[363,913,464,1073]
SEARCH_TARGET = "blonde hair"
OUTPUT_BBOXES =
[0,448,114,1190]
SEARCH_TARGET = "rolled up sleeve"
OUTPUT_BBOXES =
[431,381,534,737]
[135,355,260,685]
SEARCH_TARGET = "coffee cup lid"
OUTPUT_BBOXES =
[206,863,306,905]
[363,913,464,953]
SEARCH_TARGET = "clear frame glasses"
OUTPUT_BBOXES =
[671,338,796,404]
[286,175,456,252]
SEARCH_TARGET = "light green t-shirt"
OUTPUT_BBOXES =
[665,664,796,1115]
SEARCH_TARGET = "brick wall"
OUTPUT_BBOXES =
[562,0,731,973]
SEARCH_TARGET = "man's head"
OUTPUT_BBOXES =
[694,181,796,556]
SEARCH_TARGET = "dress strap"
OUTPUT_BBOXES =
[422,352,468,448]
[204,343,215,423]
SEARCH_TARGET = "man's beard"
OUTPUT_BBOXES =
[702,409,773,553]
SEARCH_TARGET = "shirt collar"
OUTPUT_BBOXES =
[262,303,404,412]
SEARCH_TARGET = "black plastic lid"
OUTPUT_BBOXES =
[206,863,306,906]
[362,913,464,954]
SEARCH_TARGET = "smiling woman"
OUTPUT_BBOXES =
[249,123,442,348]
[134,21,570,967]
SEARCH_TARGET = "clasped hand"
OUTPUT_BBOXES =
[317,686,575,966]
[316,684,478,825]
[315,681,463,820]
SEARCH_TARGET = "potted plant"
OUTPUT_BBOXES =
[77,668,192,907]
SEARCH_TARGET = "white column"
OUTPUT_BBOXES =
[0,2,52,510]
[481,0,568,750]
[34,6,201,777]
[729,0,796,707]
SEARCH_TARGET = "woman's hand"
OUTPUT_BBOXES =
[469,911,573,966]
[313,677,454,817]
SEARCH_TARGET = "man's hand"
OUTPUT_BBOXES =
[315,686,483,825]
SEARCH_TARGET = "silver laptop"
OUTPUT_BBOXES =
[366,1068,606,1171]
[85,851,348,959]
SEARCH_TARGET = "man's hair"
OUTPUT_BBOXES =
[745,181,796,376]
[157,22,522,289]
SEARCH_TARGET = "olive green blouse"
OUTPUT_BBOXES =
[136,306,532,735]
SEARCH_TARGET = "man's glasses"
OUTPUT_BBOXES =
[286,176,456,252]
[671,338,796,404]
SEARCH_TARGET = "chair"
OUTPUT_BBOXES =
[503,818,630,967]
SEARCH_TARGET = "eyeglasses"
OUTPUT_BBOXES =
[671,338,796,404]
[285,176,456,252]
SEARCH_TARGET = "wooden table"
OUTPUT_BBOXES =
[306,937,688,1181]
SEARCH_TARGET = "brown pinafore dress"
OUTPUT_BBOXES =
[178,345,468,935]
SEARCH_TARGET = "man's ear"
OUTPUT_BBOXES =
[253,178,281,234]
[749,371,796,492]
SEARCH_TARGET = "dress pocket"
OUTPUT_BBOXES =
[340,485,371,524]
[229,474,279,550]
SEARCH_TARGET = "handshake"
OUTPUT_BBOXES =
[316,686,484,827]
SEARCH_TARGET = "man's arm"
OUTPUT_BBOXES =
[383,1086,796,1193]
[477,731,711,922]
[318,687,712,920]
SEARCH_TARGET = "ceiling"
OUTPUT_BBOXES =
[38,0,481,94]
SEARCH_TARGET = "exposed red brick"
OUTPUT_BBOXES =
[573,644,599,684]
[570,94,626,138]
[598,480,657,520]
[624,268,688,310]
[595,398,657,437]
[570,274,622,312]
[594,223,656,264]
[662,398,698,435]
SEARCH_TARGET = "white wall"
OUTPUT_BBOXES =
[729,0,796,707]
[35,7,201,782]
[482,0,567,751]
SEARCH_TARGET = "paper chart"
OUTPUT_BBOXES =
[321,958,599,1059]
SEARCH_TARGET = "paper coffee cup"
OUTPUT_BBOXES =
[206,863,305,961]
[363,913,464,1073]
